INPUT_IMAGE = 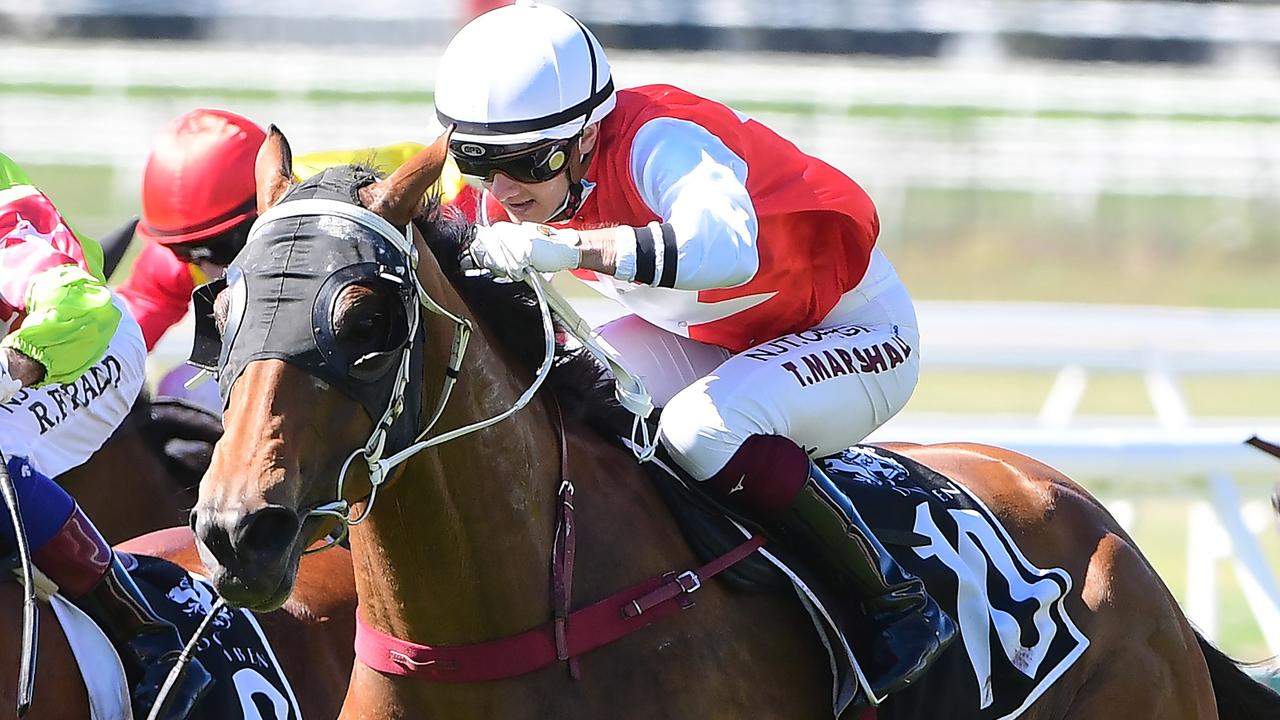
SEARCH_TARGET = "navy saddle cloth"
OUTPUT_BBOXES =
[120,554,301,720]
[650,443,1089,719]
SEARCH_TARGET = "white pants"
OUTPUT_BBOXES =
[599,257,919,481]
[0,296,146,478]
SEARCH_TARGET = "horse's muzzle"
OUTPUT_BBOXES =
[190,504,302,609]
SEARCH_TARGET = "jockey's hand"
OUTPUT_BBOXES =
[467,222,581,280]
[0,348,43,402]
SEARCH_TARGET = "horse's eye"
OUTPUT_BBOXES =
[326,281,409,382]
[337,306,388,344]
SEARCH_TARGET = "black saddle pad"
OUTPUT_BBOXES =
[649,443,1089,719]
[124,554,302,720]
[820,446,1090,719]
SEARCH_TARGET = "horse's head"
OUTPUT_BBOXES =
[190,126,455,610]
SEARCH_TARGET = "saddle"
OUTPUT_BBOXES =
[642,440,910,714]
[646,440,940,593]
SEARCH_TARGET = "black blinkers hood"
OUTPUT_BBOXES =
[189,166,425,454]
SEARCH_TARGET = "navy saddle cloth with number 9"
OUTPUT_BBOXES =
[122,554,302,720]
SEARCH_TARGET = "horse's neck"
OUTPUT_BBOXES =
[349,261,561,645]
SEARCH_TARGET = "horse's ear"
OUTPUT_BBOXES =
[361,127,452,226]
[255,125,294,212]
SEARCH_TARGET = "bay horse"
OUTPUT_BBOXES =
[0,527,356,719]
[191,127,1279,719]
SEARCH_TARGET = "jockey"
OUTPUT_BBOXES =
[436,2,956,700]
[0,153,212,719]
[115,108,264,353]
[115,107,479,357]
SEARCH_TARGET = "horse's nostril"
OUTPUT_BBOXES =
[233,506,301,558]
[193,510,235,562]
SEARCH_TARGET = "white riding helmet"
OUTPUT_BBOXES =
[435,1,616,146]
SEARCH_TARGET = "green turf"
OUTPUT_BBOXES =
[906,371,1280,417]
[8,78,1280,125]
[884,189,1280,309]
[906,370,1052,414]
[20,163,119,227]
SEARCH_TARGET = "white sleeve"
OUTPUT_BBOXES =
[625,117,759,291]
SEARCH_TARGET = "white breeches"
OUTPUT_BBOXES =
[598,267,919,481]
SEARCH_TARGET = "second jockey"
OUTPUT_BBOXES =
[115,108,479,373]
[435,2,956,700]
[0,152,212,719]
[115,108,264,353]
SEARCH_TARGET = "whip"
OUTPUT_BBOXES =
[0,448,38,717]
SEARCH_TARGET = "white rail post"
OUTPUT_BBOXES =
[1210,473,1280,654]
[1038,364,1088,429]
[1185,501,1226,640]
[1144,366,1192,430]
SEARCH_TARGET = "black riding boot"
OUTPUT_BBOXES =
[778,462,956,699]
[35,506,213,719]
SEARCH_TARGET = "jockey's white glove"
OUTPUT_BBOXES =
[468,222,581,281]
[0,352,23,404]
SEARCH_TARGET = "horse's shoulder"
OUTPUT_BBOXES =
[116,526,203,569]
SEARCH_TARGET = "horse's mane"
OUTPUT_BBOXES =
[413,200,632,434]
[410,195,787,593]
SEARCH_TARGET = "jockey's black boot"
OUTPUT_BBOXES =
[34,505,213,720]
[701,435,955,702]
[780,462,957,699]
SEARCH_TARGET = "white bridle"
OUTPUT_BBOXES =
[236,199,655,550]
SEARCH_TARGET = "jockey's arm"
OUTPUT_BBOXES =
[0,157,118,391]
[115,240,196,352]
[3,349,44,386]
[574,117,761,290]
[1,260,120,388]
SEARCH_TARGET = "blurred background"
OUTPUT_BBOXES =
[2,0,1278,663]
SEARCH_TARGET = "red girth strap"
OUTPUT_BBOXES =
[353,396,770,683]
[354,534,766,682]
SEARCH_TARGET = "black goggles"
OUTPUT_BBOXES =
[449,137,576,184]
[169,222,250,267]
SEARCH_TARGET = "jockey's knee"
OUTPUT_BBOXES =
[659,379,765,481]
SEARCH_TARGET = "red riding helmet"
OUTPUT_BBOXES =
[137,108,265,246]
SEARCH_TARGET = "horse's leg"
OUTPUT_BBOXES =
[0,586,87,720]
[1061,532,1217,719]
